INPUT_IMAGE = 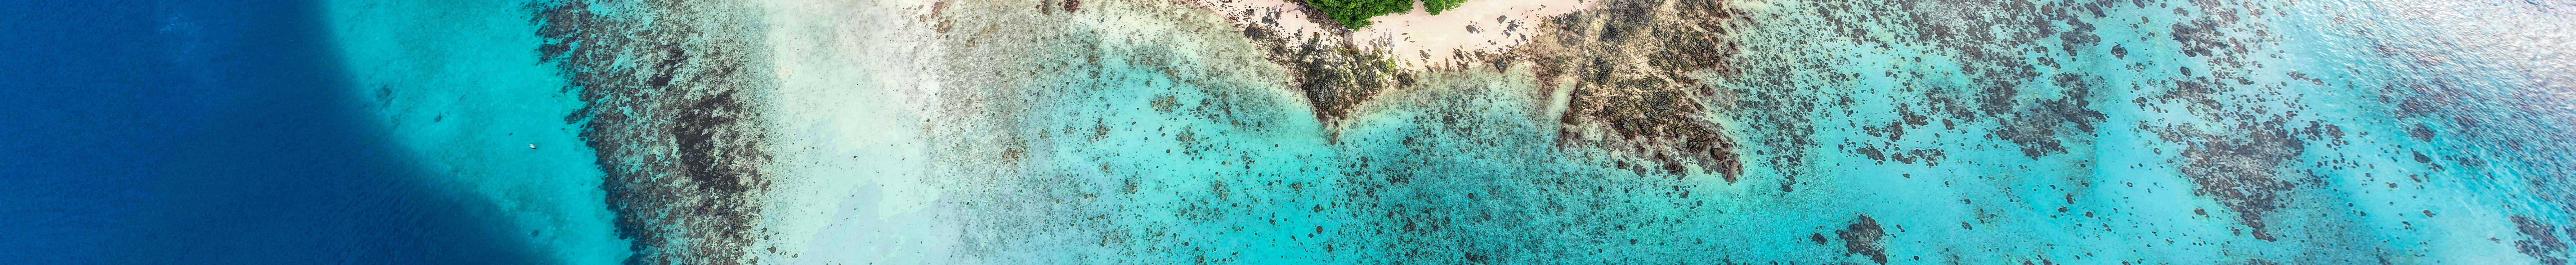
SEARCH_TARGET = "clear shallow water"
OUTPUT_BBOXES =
[872,0,2576,264]
[325,0,629,263]
[7,0,2575,264]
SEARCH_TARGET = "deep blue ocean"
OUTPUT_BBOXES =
[8,0,2576,264]
[0,0,552,263]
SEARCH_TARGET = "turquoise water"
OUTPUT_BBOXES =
[326,0,627,264]
[900,0,2576,264]
[11,0,2573,263]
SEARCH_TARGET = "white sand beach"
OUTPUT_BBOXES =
[1186,0,1601,69]
[734,0,1597,263]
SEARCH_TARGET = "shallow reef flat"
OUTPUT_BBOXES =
[527,0,2576,264]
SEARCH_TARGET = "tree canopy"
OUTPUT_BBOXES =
[1422,0,1466,15]
[1305,0,1469,29]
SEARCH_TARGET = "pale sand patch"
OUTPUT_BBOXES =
[1183,0,1602,70]
[740,0,1297,263]
[747,0,962,263]
[731,0,1594,263]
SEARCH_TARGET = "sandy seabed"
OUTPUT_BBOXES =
[581,0,2576,264]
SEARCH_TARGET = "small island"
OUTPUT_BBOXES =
[1306,0,1469,28]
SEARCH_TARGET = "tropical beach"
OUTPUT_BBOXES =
[7,0,2576,264]
[588,0,2576,263]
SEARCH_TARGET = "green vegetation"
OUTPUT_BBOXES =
[1305,0,1469,29]
[1422,0,1466,15]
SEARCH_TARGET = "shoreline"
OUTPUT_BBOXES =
[1182,0,1604,70]
[531,0,2576,264]
[557,0,1758,263]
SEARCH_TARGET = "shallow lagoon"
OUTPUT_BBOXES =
[7,0,2575,264]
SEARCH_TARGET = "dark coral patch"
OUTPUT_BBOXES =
[1837,215,1890,264]
[538,1,775,264]
[2515,216,2572,265]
